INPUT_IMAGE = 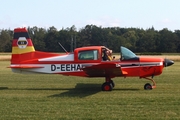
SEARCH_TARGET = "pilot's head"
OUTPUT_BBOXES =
[106,50,112,55]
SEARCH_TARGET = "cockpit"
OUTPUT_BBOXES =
[101,46,138,61]
[77,46,138,61]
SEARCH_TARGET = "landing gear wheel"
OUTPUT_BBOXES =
[143,77,156,89]
[102,82,113,91]
[110,80,115,87]
[144,83,152,90]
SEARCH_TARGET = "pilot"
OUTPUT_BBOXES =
[106,50,113,61]
[102,46,113,61]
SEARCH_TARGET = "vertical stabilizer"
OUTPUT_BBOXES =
[11,28,35,64]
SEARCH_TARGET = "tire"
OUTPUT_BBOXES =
[102,82,113,91]
[144,83,152,90]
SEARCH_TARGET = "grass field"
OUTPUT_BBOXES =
[0,60,180,119]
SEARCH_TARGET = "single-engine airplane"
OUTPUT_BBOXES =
[9,28,174,91]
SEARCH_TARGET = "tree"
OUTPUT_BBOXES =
[136,29,159,52]
[44,26,60,52]
[158,28,176,52]
[174,30,180,52]
[28,27,46,51]
[122,30,138,51]
[0,29,12,52]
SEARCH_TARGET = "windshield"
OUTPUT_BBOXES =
[120,46,138,60]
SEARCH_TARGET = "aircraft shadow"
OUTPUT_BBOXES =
[2,87,73,91]
[0,87,8,90]
[113,88,140,91]
[6,87,139,91]
[48,84,140,98]
[48,83,102,98]
[0,85,139,98]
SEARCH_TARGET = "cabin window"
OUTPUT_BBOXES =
[78,50,98,60]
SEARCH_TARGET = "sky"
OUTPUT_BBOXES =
[1,0,180,31]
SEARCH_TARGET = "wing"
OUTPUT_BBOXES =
[82,63,127,77]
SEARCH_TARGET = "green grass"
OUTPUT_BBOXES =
[0,61,180,119]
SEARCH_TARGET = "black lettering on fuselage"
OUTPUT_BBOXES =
[61,64,65,71]
[76,64,81,71]
[51,64,56,71]
[50,64,86,72]
[66,64,70,71]
[71,64,76,71]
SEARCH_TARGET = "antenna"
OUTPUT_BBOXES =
[74,35,76,49]
[58,42,68,54]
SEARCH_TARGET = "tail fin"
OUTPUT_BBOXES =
[12,28,35,54]
[11,28,35,64]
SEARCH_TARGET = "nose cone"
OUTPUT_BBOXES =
[164,59,174,67]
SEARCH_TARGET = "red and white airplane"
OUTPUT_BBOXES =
[9,28,174,91]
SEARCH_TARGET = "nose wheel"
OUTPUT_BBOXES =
[144,83,152,90]
[143,77,156,90]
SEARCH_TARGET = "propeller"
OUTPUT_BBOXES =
[164,58,174,67]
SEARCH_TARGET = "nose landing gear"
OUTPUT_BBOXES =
[143,77,156,90]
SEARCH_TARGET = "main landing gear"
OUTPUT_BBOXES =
[101,77,115,91]
[143,77,156,90]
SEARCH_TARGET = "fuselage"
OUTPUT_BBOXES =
[10,52,164,78]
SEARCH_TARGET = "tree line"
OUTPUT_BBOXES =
[0,25,180,53]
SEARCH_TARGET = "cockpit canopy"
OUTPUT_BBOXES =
[120,46,138,60]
